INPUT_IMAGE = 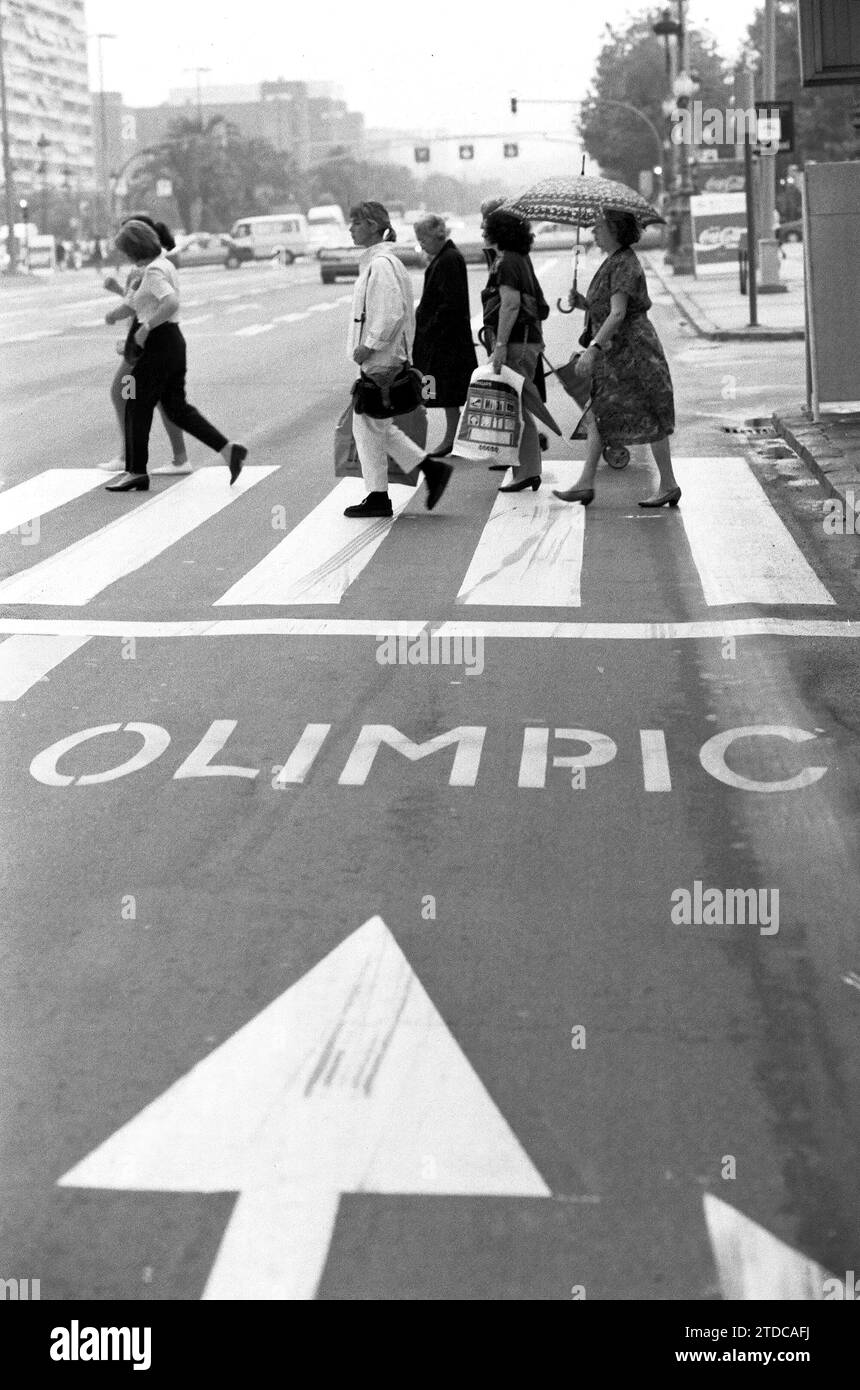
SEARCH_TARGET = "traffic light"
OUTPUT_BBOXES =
[414,146,430,164]
[459,144,474,160]
[510,96,518,115]
[503,142,519,158]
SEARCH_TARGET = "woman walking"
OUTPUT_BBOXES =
[480,208,548,493]
[104,220,247,494]
[102,213,188,474]
[412,214,477,456]
[553,209,680,508]
[344,200,452,518]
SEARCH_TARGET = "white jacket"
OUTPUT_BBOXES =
[347,241,415,373]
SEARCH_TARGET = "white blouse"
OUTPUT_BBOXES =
[130,253,180,325]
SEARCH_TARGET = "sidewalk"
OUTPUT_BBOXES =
[772,411,860,515]
[641,249,805,341]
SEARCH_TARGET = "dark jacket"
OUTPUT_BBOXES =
[413,239,478,407]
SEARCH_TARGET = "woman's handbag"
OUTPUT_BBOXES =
[352,362,424,419]
[334,402,424,486]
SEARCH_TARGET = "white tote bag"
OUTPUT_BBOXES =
[453,364,525,465]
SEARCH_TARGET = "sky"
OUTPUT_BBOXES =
[83,0,764,183]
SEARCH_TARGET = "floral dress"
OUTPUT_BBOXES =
[585,247,675,445]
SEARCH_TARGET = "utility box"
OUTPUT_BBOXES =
[798,0,860,85]
[803,161,860,414]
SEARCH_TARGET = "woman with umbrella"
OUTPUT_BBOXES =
[553,207,680,507]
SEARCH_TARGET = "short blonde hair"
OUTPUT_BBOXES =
[114,219,162,262]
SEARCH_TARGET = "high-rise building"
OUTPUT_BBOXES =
[0,0,94,199]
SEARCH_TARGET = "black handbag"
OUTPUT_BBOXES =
[352,362,424,418]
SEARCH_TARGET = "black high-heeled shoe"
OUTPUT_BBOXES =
[105,472,149,492]
[638,486,681,508]
[498,475,541,493]
[552,486,594,505]
[487,463,508,471]
[228,443,248,486]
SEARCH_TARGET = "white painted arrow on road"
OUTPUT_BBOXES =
[59,917,550,1299]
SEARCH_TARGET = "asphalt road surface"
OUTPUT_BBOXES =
[1,250,859,1302]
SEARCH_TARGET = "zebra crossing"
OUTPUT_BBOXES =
[0,455,844,702]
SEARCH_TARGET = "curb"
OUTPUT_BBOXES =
[773,415,860,507]
[642,255,805,342]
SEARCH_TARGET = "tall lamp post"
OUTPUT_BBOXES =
[673,63,698,276]
[0,0,19,271]
[37,132,50,231]
[91,32,116,231]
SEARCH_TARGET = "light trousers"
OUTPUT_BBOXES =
[352,412,427,493]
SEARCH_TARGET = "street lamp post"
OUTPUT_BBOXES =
[0,0,19,271]
[92,33,116,232]
[37,132,50,232]
[673,61,698,276]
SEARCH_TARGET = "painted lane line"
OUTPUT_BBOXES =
[214,480,416,606]
[640,729,672,792]
[59,916,550,1300]
[306,302,339,313]
[0,467,278,607]
[234,323,277,337]
[674,457,835,606]
[272,312,309,324]
[225,303,256,314]
[181,314,213,326]
[0,634,91,701]
[72,319,107,328]
[1,328,64,344]
[704,1194,833,1300]
[0,468,110,536]
[456,465,586,606]
[2,618,859,640]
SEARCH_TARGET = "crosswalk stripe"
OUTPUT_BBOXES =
[456,465,586,606]
[674,458,835,606]
[0,633,91,700]
[214,479,416,606]
[0,467,278,607]
[0,468,108,536]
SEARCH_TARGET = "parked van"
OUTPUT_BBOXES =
[229,213,310,264]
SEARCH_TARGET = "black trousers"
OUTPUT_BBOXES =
[124,322,228,475]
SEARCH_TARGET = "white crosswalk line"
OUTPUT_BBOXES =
[214,480,416,606]
[456,465,586,606]
[674,457,834,606]
[234,323,276,336]
[0,467,278,606]
[0,469,109,536]
[0,633,91,701]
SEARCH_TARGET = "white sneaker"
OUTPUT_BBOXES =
[96,457,124,471]
[151,461,193,475]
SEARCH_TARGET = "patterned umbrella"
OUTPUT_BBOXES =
[504,170,664,313]
[504,174,665,229]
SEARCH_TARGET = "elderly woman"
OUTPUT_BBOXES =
[412,214,477,456]
[553,209,680,508]
[344,200,452,518]
[102,212,188,474]
[480,208,549,492]
[103,219,246,493]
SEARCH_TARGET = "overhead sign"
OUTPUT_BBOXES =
[799,0,860,86]
[414,146,430,164]
[58,916,550,1300]
[458,144,474,161]
[754,102,794,153]
[503,142,518,158]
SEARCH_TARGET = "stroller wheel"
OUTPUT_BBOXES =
[604,445,630,469]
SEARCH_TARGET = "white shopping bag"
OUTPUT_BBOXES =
[454,364,525,464]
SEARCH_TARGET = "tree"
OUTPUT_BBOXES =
[745,0,858,166]
[129,117,302,230]
[580,13,729,188]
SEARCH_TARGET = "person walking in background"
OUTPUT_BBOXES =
[480,208,548,493]
[102,213,188,474]
[103,219,247,494]
[344,200,452,518]
[412,214,477,456]
[553,209,680,508]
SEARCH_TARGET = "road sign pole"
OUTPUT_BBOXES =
[742,69,759,328]
[757,0,786,292]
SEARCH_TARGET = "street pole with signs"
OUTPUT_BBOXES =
[672,0,697,276]
[0,0,19,270]
[757,0,786,292]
